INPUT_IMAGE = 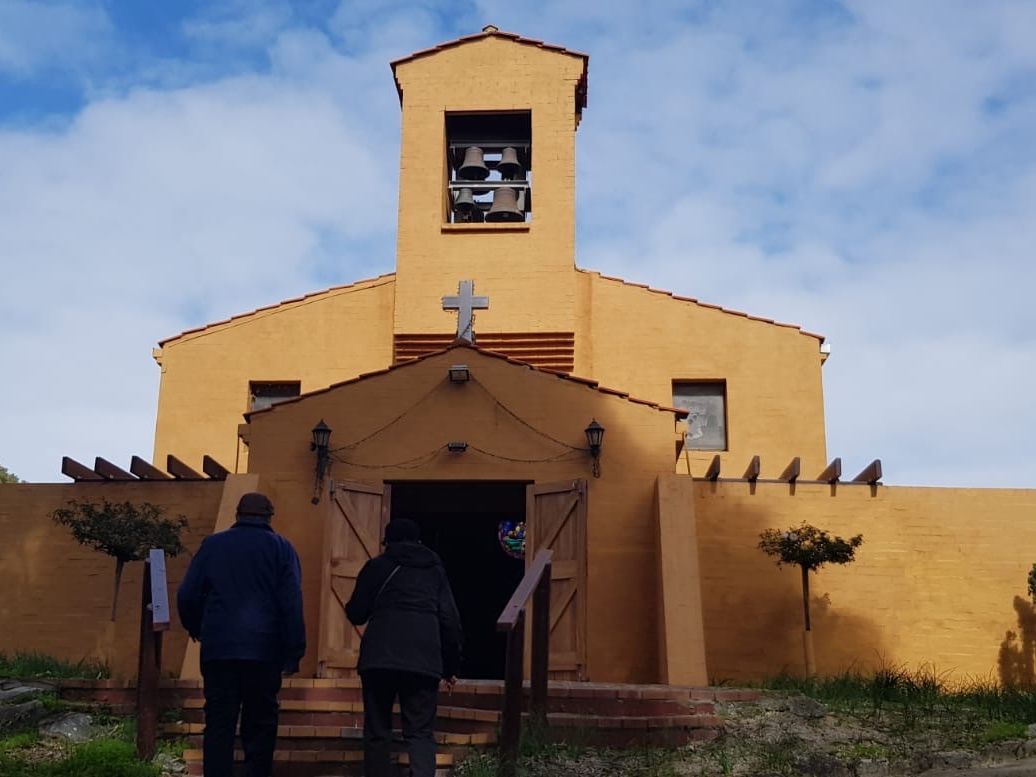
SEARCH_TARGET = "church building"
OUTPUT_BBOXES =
[3,28,1034,688]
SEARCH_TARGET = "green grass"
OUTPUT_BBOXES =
[0,652,109,681]
[0,739,158,777]
[980,720,1028,743]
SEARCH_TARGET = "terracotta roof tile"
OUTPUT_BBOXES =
[244,342,684,421]
[157,273,396,347]
[577,268,825,342]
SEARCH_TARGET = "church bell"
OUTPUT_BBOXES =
[497,146,523,179]
[458,146,489,180]
[453,187,475,213]
[486,187,524,222]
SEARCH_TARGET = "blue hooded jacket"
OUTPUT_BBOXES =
[177,519,306,671]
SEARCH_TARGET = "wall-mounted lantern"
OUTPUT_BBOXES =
[310,420,332,503]
[585,419,605,478]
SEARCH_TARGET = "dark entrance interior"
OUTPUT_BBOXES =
[390,481,526,680]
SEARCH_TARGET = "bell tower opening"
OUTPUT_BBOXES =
[390,480,526,680]
[446,111,531,224]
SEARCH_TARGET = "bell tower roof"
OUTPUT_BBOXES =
[390,26,589,115]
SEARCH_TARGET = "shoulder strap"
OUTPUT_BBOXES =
[373,565,401,604]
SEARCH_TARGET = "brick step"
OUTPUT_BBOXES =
[182,747,456,777]
[168,724,496,747]
[178,694,701,720]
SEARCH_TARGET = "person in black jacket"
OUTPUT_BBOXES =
[177,492,305,777]
[345,518,462,777]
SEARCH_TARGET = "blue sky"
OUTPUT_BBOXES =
[1,0,1034,487]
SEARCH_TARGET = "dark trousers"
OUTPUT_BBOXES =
[201,660,282,777]
[361,669,439,777]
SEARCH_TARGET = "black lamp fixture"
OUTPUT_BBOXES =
[449,364,470,383]
[585,419,605,478]
[310,420,332,504]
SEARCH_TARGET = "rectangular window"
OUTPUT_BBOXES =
[673,381,727,451]
[249,381,301,411]
[445,111,531,224]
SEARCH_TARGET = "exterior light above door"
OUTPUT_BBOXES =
[310,420,332,504]
[585,419,605,478]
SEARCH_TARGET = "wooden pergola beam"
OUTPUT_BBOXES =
[818,457,842,484]
[852,459,883,486]
[130,456,171,480]
[779,457,801,484]
[704,454,721,481]
[61,456,103,482]
[94,457,135,481]
[742,455,760,482]
[166,455,204,480]
[202,455,230,481]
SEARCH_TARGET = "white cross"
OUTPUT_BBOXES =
[442,280,490,344]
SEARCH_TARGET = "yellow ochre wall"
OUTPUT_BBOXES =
[577,271,828,478]
[244,346,682,682]
[690,479,1036,683]
[153,276,396,473]
[0,481,223,678]
[392,36,585,335]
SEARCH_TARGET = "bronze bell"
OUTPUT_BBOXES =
[486,187,524,222]
[497,147,523,179]
[453,187,475,213]
[458,147,489,180]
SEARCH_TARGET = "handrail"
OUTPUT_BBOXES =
[495,549,553,777]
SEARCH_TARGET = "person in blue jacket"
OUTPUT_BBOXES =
[346,518,462,777]
[177,492,305,777]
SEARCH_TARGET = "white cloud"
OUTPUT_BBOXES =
[1,1,1034,488]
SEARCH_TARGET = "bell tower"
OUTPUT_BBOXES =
[390,28,588,366]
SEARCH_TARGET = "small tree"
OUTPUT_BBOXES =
[758,523,863,676]
[52,500,188,620]
[0,465,20,483]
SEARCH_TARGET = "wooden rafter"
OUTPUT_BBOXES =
[61,456,103,482]
[704,455,721,481]
[130,456,171,480]
[166,455,204,480]
[202,455,230,481]
[852,459,883,486]
[94,457,135,481]
[742,455,760,482]
[818,458,842,484]
[779,457,801,483]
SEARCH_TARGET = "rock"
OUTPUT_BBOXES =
[39,711,95,742]
[788,696,828,719]
[1026,724,1036,739]
[1022,739,1036,758]
[982,740,1024,763]
[153,752,188,775]
[0,680,54,702]
[0,699,45,729]
[855,758,890,777]
[932,750,976,770]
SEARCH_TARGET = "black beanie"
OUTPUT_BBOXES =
[236,492,274,518]
[384,518,420,544]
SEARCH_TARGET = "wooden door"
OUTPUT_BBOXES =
[526,479,587,680]
[316,480,390,678]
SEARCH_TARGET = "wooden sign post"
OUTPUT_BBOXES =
[136,549,170,761]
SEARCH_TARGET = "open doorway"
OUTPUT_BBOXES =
[390,481,526,680]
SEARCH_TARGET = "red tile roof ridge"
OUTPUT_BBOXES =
[576,267,825,342]
[244,341,686,420]
[157,273,396,346]
[390,28,589,109]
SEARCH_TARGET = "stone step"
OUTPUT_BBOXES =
[168,724,495,747]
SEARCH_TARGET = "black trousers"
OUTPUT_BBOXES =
[361,669,440,777]
[201,660,282,777]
